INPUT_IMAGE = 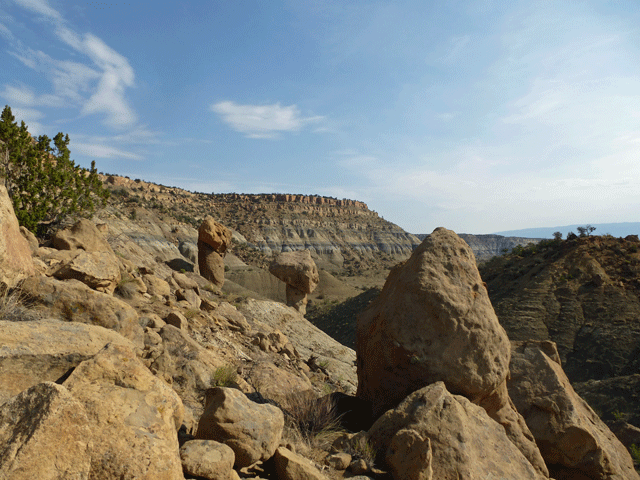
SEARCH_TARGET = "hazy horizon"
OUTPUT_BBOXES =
[2,0,639,234]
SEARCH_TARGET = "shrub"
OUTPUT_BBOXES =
[281,392,344,451]
[630,444,640,465]
[0,106,109,235]
[212,365,237,387]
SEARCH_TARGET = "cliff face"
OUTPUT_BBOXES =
[417,233,541,261]
[458,234,541,261]
[103,175,421,268]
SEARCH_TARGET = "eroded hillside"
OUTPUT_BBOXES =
[479,235,640,425]
[103,175,420,276]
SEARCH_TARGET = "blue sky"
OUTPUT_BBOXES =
[1,0,639,234]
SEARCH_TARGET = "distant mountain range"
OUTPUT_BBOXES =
[492,222,640,239]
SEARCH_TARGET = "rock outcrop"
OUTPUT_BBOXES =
[269,249,319,314]
[0,319,135,405]
[198,216,231,286]
[356,227,547,474]
[21,275,144,348]
[0,184,34,287]
[509,340,640,480]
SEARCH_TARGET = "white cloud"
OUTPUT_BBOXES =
[211,101,324,138]
[10,107,45,135]
[8,2,137,128]
[71,142,143,160]
[12,0,62,22]
[1,84,64,107]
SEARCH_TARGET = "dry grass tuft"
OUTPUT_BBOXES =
[0,284,33,321]
[281,391,345,455]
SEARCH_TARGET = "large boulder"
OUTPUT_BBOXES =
[20,275,144,348]
[52,250,121,294]
[0,319,135,405]
[509,340,640,480]
[198,217,231,287]
[0,382,92,480]
[269,250,319,314]
[195,387,284,468]
[48,219,121,294]
[198,217,232,254]
[356,228,511,414]
[0,184,35,287]
[63,343,185,480]
[367,382,546,480]
[355,227,546,474]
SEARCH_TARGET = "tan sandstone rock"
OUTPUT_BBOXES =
[142,273,171,298]
[368,382,546,480]
[0,184,34,287]
[198,217,231,287]
[152,324,226,419]
[179,440,235,480]
[0,319,135,405]
[21,275,144,348]
[0,382,92,480]
[195,386,284,468]
[239,298,357,394]
[52,218,114,253]
[63,343,185,480]
[509,340,640,480]
[356,227,547,474]
[198,216,232,254]
[269,250,319,314]
[356,228,511,414]
[274,446,328,480]
[52,250,121,294]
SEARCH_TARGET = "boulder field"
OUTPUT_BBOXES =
[0,179,638,479]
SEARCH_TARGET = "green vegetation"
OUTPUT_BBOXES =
[0,105,109,235]
[630,444,640,465]
[212,365,238,387]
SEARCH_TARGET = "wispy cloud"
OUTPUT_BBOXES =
[0,22,15,41]
[12,0,62,21]
[2,83,64,107]
[211,101,324,139]
[72,142,143,160]
[5,0,136,128]
[10,107,46,135]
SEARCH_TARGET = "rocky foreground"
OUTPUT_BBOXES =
[0,182,639,479]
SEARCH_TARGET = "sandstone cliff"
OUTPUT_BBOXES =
[103,175,421,270]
